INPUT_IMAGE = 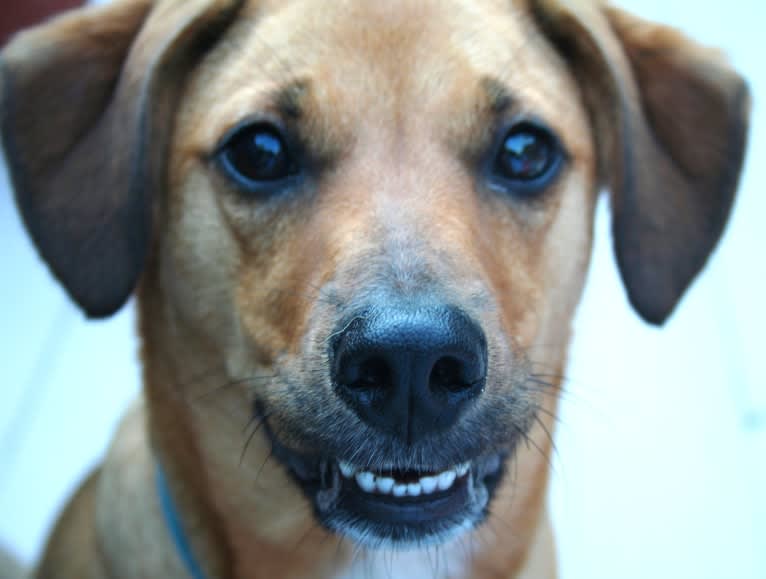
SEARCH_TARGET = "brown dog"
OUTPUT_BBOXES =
[0,0,749,577]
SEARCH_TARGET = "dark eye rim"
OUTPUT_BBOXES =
[212,117,305,196]
[483,118,567,198]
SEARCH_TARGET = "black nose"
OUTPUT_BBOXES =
[332,305,487,444]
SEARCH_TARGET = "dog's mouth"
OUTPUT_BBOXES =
[329,455,505,543]
[268,431,506,548]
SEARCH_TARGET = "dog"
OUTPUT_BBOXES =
[0,0,749,577]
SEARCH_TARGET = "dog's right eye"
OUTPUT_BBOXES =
[216,123,299,193]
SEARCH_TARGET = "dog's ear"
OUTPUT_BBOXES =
[1,0,242,318]
[532,1,750,325]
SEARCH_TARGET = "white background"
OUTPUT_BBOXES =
[1,1,764,577]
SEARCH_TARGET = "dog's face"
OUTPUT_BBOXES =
[161,0,596,546]
[1,0,748,564]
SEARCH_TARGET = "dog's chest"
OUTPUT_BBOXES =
[332,546,469,579]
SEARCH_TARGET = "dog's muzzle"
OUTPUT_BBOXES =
[263,303,514,548]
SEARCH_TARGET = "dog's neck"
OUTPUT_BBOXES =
[156,464,208,579]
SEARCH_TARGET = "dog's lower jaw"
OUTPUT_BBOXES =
[271,441,509,550]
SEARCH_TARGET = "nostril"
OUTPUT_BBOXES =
[429,355,480,394]
[337,355,394,390]
[341,355,393,391]
[336,354,395,412]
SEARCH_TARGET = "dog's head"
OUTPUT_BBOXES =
[2,0,748,559]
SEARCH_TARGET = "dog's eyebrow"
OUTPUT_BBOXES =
[451,76,516,159]
[480,76,514,115]
[274,79,311,119]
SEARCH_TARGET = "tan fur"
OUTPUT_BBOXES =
[1,0,748,578]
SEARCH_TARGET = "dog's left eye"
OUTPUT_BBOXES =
[216,123,298,192]
[490,122,563,194]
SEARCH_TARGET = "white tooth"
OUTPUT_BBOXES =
[437,470,457,491]
[406,482,422,496]
[339,461,355,478]
[355,472,376,493]
[376,477,395,494]
[456,462,470,477]
[392,483,407,497]
[420,476,438,494]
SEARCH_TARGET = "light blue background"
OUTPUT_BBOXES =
[1,1,764,577]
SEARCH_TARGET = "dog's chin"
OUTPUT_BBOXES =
[270,438,507,549]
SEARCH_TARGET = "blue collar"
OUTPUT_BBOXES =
[156,465,207,579]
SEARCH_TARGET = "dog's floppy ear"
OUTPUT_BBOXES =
[1,0,243,318]
[532,0,750,325]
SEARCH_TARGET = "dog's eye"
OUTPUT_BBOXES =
[492,123,562,192]
[217,123,297,192]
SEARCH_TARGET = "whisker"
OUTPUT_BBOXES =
[384,547,394,579]
[166,364,233,401]
[520,342,570,350]
[532,413,559,461]
[425,543,438,578]
[461,530,478,578]
[512,423,555,473]
[525,377,589,406]
[254,446,275,484]
[323,315,367,345]
[290,522,322,554]
[530,402,562,424]
[193,374,277,404]
[526,374,606,418]
[333,534,348,568]
[529,371,570,382]
[240,411,274,466]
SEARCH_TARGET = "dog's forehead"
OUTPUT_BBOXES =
[185,0,587,153]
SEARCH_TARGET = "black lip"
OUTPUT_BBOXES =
[338,474,471,527]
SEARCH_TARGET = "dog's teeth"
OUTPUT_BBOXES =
[355,471,376,493]
[406,482,422,497]
[376,476,395,494]
[339,461,355,478]
[348,464,468,496]
[437,470,457,491]
[420,475,438,494]
[392,483,407,497]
